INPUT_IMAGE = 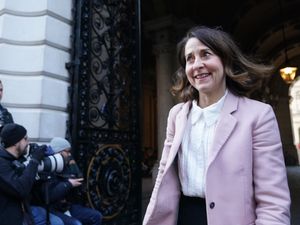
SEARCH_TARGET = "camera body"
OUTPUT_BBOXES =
[23,143,65,173]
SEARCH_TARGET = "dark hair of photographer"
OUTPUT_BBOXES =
[0,123,45,225]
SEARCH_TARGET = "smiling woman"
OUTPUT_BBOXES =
[173,26,274,102]
[184,37,226,107]
[143,26,291,225]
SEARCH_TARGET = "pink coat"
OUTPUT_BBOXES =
[143,92,291,225]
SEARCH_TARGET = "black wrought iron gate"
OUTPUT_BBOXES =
[67,0,141,224]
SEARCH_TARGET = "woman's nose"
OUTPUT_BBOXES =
[193,57,204,69]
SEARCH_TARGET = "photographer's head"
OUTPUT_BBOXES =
[50,137,72,159]
[49,137,82,178]
[0,123,28,158]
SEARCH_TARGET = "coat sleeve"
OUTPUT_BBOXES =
[253,105,291,225]
[47,179,73,203]
[0,158,39,199]
[30,176,73,206]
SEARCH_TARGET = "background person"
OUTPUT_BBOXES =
[143,26,291,225]
[48,137,103,225]
[0,80,14,129]
[0,123,44,225]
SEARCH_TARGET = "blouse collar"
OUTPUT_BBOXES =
[191,90,228,126]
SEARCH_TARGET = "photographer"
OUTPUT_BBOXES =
[0,123,44,225]
[0,80,14,130]
[48,137,103,225]
[29,144,65,225]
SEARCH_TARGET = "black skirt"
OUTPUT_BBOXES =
[177,193,208,225]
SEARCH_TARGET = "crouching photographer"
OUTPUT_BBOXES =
[30,137,84,225]
[0,123,45,225]
[25,143,66,225]
[48,137,103,225]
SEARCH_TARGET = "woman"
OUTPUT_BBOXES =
[143,26,291,225]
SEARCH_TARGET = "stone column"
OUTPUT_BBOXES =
[0,0,72,143]
[144,16,193,181]
[153,42,175,158]
[144,16,181,181]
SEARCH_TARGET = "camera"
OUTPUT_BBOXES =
[23,143,65,173]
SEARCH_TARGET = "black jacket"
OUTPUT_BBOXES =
[30,173,73,207]
[0,104,13,127]
[31,159,84,212]
[0,146,39,225]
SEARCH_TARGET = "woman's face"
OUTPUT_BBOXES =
[184,37,226,101]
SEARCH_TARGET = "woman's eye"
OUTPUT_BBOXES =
[186,55,193,62]
[203,51,211,57]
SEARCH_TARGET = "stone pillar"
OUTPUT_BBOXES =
[144,16,192,181]
[0,0,72,143]
[153,42,175,158]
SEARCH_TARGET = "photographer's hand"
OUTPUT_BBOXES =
[30,148,45,162]
[68,178,84,188]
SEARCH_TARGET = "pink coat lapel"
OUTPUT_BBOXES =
[208,92,238,166]
[165,102,191,170]
[165,92,239,171]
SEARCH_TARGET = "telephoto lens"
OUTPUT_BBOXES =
[28,143,65,173]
